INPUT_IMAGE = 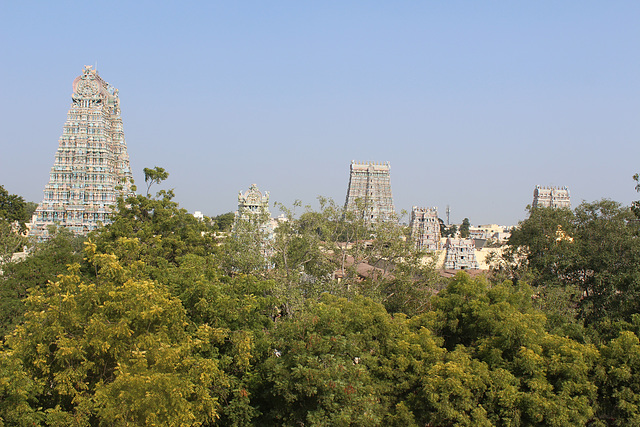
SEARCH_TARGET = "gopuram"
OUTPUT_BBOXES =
[30,66,134,239]
[532,185,571,209]
[344,161,395,222]
[236,183,271,222]
[409,206,441,251]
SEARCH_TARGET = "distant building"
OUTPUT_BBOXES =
[409,206,441,251]
[532,186,571,209]
[30,66,133,240]
[468,224,512,243]
[344,161,395,222]
[443,238,479,270]
[236,183,271,222]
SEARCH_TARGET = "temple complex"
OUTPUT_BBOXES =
[30,66,133,239]
[443,238,479,270]
[409,206,441,251]
[532,185,571,209]
[344,161,395,222]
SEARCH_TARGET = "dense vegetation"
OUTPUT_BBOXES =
[2,177,640,426]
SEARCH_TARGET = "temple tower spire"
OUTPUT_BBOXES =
[30,66,134,239]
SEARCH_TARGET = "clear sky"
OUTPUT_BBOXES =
[1,1,639,225]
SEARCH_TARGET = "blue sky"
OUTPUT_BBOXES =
[1,1,639,225]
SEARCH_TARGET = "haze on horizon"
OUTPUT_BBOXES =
[1,1,638,226]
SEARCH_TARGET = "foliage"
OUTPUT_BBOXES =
[0,227,84,339]
[218,215,272,277]
[504,200,640,328]
[143,166,169,196]
[2,242,229,425]
[596,326,640,425]
[4,179,640,424]
[427,273,598,426]
[92,190,217,272]
[460,217,471,238]
[212,212,235,232]
[0,185,27,229]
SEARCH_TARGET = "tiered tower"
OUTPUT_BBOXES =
[443,238,479,270]
[409,206,441,251]
[236,183,271,222]
[344,161,395,222]
[532,186,571,209]
[30,66,133,239]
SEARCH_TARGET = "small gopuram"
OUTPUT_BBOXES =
[30,66,133,239]
[344,161,395,222]
[409,206,441,251]
[443,238,479,270]
[236,183,271,222]
[532,185,571,209]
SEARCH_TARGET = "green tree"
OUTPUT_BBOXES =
[2,242,229,425]
[0,185,27,228]
[143,166,169,197]
[426,273,598,425]
[212,212,235,232]
[0,227,84,339]
[92,189,217,273]
[460,217,471,238]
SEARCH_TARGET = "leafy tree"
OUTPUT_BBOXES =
[0,186,29,262]
[250,295,397,425]
[143,166,169,196]
[212,212,235,232]
[426,273,598,425]
[2,242,229,425]
[571,200,640,326]
[0,185,27,228]
[0,227,84,339]
[460,217,471,238]
[92,189,217,272]
[0,221,26,265]
[596,329,640,425]
[219,215,272,277]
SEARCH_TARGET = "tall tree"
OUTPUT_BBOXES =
[460,217,471,238]
[143,166,169,197]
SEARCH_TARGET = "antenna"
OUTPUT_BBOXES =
[446,205,450,225]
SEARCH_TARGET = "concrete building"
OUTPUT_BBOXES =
[532,186,571,209]
[30,66,133,239]
[443,238,480,270]
[468,224,512,243]
[409,206,441,251]
[344,161,395,222]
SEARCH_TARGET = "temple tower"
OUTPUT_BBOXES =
[30,66,134,239]
[236,183,271,222]
[409,206,441,251]
[344,161,395,222]
[443,238,479,270]
[532,185,571,209]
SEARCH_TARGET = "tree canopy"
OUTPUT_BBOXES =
[3,174,640,425]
